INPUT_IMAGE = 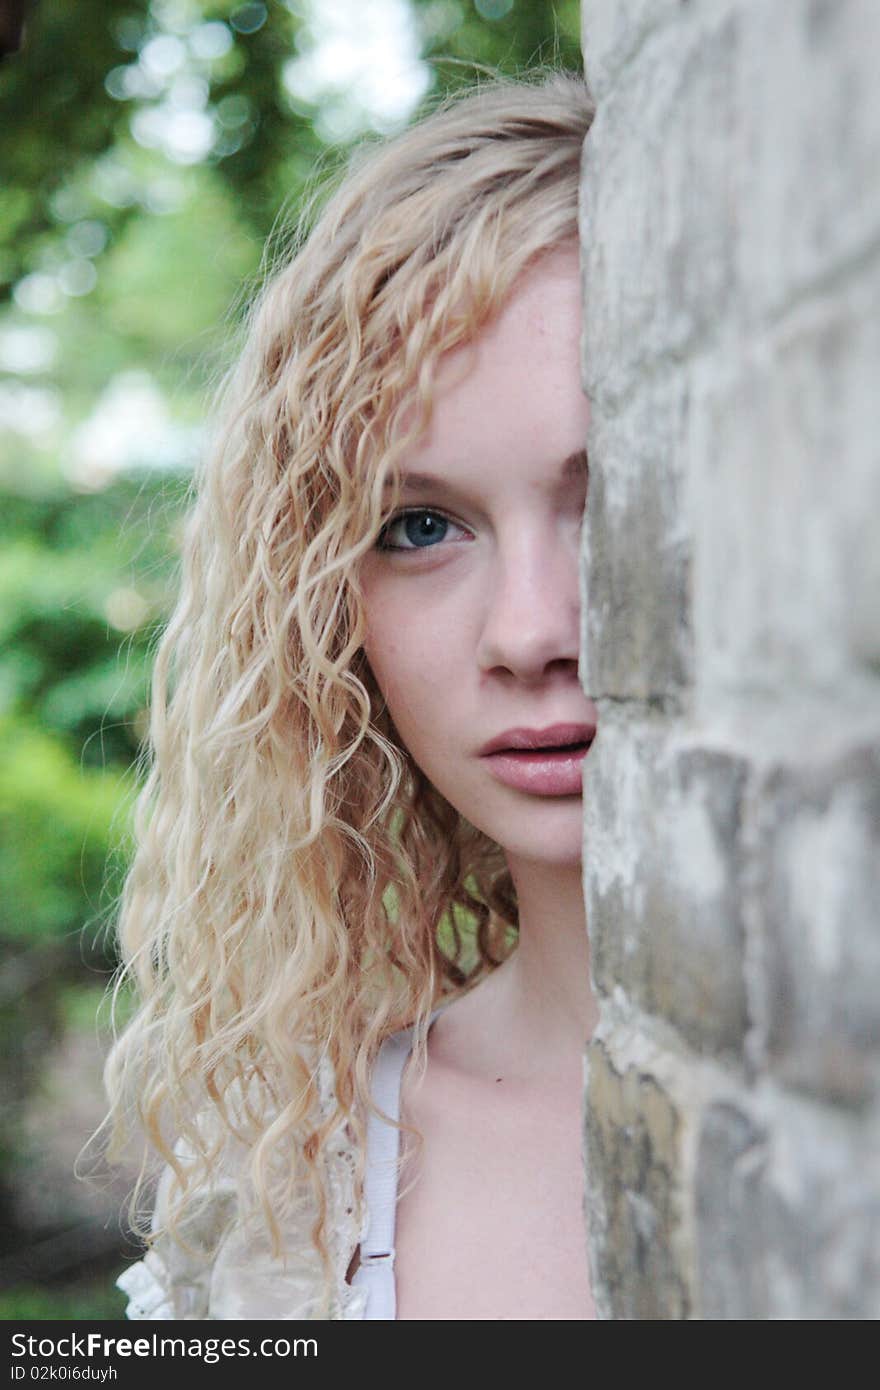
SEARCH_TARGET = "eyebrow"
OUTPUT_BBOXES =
[385,447,588,492]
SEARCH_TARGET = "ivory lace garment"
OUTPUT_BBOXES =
[117,1014,438,1321]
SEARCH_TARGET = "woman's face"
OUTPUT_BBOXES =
[359,244,598,867]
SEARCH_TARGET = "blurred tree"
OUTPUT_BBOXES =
[0,1,581,295]
[0,0,30,61]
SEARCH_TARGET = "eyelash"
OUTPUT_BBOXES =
[375,507,469,553]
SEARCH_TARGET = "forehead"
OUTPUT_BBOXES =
[388,250,587,490]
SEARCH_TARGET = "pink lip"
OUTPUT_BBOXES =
[478,722,597,757]
[478,723,597,797]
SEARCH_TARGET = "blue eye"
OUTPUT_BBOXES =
[376,509,460,552]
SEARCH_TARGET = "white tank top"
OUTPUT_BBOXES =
[350,1008,445,1319]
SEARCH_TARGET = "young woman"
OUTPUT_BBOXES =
[107,69,599,1321]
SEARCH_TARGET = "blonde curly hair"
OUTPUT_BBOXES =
[104,66,594,1296]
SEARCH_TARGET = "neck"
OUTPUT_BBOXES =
[502,853,599,1063]
[443,855,599,1085]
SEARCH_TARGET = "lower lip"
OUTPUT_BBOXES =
[481,744,592,796]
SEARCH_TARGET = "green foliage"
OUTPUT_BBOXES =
[0,715,134,943]
[416,0,581,83]
[0,1281,128,1321]
[0,473,187,762]
[0,0,142,295]
[60,978,136,1033]
[93,160,261,382]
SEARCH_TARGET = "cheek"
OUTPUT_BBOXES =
[362,594,415,703]
[362,597,449,737]
[365,629,431,716]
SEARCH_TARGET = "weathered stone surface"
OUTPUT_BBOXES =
[695,1087,880,1318]
[687,284,880,698]
[584,1032,694,1319]
[581,2,880,404]
[581,0,681,102]
[749,743,880,1105]
[579,0,880,1321]
[734,0,880,322]
[579,368,692,701]
[692,1099,769,1319]
[581,279,880,707]
[583,706,749,1058]
[580,9,744,405]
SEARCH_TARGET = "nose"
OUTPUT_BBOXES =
[475,522,581,683]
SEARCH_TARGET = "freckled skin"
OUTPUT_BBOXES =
[359,246,598,869]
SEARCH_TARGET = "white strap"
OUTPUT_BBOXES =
[352,1009,443,1320]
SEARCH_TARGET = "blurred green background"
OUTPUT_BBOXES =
[0,0,581,1318]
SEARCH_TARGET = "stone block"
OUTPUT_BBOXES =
[749,741,880,1105]
[580,9,745,403]
[735,0,880,322]
[582,707,750,1057]
[581,1,880,401]
[579,368,692,701]
[695,1085,880,1317]
[692,1098,768,1318]
[584,1031,694,1319]
[581,0,681,102]
[688,284,880,697]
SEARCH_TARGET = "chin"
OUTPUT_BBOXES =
[485,812,585,870]
[508,842,583,869]
[418,768,586,868]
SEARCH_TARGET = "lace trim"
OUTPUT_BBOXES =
[317,1047,368,1320]
[116,1252,174,1320]
[116,1048,369,1321]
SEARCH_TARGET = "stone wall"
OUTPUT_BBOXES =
[578,0,880,1318]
